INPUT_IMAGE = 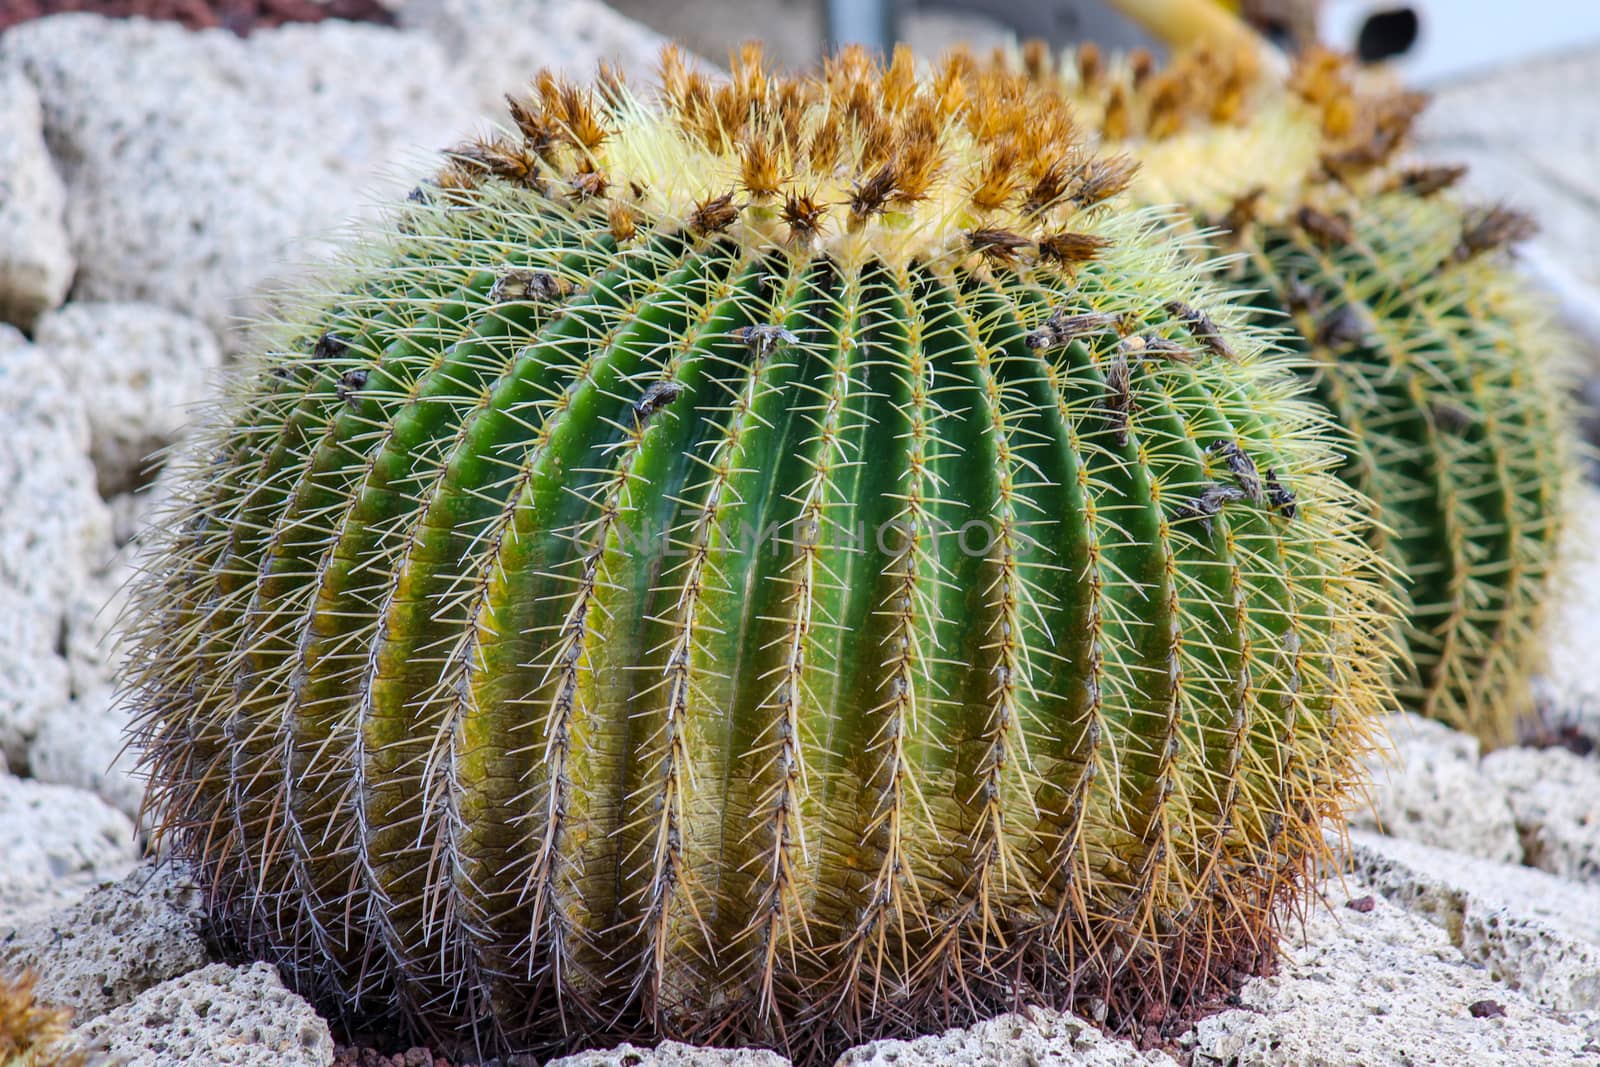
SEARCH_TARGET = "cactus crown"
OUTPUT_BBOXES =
[125,45,1393,1063]
[997,41,1579,746]
[445,44,1145,268]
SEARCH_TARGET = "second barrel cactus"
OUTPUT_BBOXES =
[124,47,1392,1061]
[1008,42,1579,747]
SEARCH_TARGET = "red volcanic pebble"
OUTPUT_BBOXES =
[0,0,394,36]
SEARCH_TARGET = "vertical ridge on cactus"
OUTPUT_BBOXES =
[123,45,1393,1063]
[1002,41,1580,748]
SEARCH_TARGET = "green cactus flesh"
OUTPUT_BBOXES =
[1007,42,1578,747]
[126,49,1391,1061]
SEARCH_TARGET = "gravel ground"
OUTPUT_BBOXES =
[2,9,1599,1065]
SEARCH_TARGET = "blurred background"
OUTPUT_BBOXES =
[608,0,1600,85]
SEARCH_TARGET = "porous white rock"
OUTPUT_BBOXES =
[28,685,141,821]
[399,0,669,120]
[75,961,334,1067]
[59,545,133,700]
[836,1009,1177,1066]
[1482,746,1600,883]
[1183,881,1600,1066]
[0,325,114,769]
[0,68,72,330]
[34,302,222,496]
[0,591,71,774]
[0,862,206,1018]
[1351,712,1523,863]
[1348,829,1600,1014]
[0,15,480,350]
[550,1042,790,1066]
[0,321,113,613]
[1538,483,1600,744]
[0,776,137,924]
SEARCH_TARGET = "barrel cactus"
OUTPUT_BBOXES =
[1003,42,1579,747]
[125,46,1392,1061]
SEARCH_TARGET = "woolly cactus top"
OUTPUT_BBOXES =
[438,45,1148,272]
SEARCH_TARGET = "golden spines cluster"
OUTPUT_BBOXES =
[436,43,1143,271]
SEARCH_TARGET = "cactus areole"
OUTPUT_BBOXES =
[126,46,1392,1063]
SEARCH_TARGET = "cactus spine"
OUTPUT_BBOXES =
[0,970,85,1067]
[1008,42,1578,747]
[125,46,1391,1062]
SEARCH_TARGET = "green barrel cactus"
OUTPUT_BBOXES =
[125,46,1392,1062]
[1005,42,1579,747]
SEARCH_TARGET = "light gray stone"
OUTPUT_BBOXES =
[400,0,668,121]
[1351,712,1523,863]
[1537,484,1600,743]
[550,1042,790,1067]
[34,302,222,496]
[0,325,113,770]
[1348,829,1600,1014]
[0,15,480,350]
[1184,880,1599,1066]
[0,591,71,774]
[0,862,207,1019]
[60,546,132,701]
[0,321,113,613]
[0,68,72,330]
[28,685,141,821]
[75,961,334,1067]
[1482,746,1600,883]
[835,1010,1176,1066]
[0,775,137,925]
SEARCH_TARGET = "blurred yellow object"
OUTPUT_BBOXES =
[1104,0,1280,59]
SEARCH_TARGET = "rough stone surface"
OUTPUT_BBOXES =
[59,543,134,701]
[1352,712,1523,863]
[1349,829,1600,1014]
[0,68,72,330]
[27,686,141,820]
[1183,880,1600,1066]
[1482,746,1600,883]
[0,15,480,349]
[549,1042,790,1067]
[399,0,668,120]
[75,961,335,1066]
[835,1010,1176,1066]
[1184,883,1593,1067]
[0,590,71,774]
[0,321,113,614]
[0,862,206,1018]
[34,302,222,496]
[0,775,137,924]
[0,325,113,770]
[1539,484,1600,743]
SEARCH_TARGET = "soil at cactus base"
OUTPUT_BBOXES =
[0,0,392,35]
[332,1046,461,1067]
